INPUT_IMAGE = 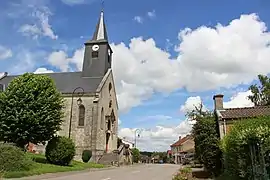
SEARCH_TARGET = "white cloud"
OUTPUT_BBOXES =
[147,10,156,18]
[118,119,193,152]
[0,46,12,60]
[18,4,58,40]
[224,90,254,108]
[60,0,97,5]
[180,96,207,114]
[34,67,54,74]
[47,47,84,72]
[134,16,143,24]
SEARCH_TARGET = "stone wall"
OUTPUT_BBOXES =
[60,95,96,158]
[95,70,118,153]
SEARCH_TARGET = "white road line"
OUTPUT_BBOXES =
[101,178,111,180]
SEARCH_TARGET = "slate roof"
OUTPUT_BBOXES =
[0,72,103,93]
[218,106,270,120]
[170,135,192,147]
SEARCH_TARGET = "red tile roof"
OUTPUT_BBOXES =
[170,135,192,147]
[219,106,270,119]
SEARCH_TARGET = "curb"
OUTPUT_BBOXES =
[7,166,117,180]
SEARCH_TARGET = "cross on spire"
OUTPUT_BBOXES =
[91,1,108,42]
[101,0,105,12]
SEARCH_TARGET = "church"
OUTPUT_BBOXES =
[0,10,119,162]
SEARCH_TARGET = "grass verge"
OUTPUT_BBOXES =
[3,153,105,179]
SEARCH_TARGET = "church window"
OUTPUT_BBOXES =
[109,83,112,93]
[78,105,85,126]
[92,51,99,58]
[101,108,104,129]
[109,100,112,108]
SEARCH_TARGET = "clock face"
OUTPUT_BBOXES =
[92,44,99,51]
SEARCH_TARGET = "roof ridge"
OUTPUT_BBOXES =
[224,106,270,110]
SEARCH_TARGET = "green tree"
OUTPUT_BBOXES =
[248,74,270,106]
[0,73,64,149]
[188,103,222,176]
[131,148,140,163]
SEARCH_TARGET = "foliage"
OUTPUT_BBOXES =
[248,74,270,106]
[0,73,64,148]
[172,167,193,180]
[82,150,92,163]
[151,151,168,163]
[131,148,140,163]
[188,103,222,176]
[45,136,76,166]
[140,151,153,157]
[221,116,270,179]
[0,144,32,172]
[3,153,104,179]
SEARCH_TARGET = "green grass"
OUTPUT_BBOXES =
[2,153,105,179]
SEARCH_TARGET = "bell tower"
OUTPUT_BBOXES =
[82,10,113,78]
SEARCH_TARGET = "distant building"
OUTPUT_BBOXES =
[170,135,194,164]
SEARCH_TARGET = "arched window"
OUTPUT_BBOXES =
[109,83,112,93]
[78,105,85,126]
[101,108,104,129]
[109,100,112,108]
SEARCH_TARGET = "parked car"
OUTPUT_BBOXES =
[182,153,194,165]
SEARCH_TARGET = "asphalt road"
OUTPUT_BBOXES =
[15,164,180,180]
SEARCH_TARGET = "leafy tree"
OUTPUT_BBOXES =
[131,148,140,163]
[0,73,64,149]
[188,103,222,176]
[248,74,270,106]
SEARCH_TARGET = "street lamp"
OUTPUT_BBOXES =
[134,129,142,148]
[68,87,84,138]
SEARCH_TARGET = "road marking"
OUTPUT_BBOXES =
[101,178,111,180]
[131,170,140,174]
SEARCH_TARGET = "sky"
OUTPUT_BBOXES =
[0,0,270,152]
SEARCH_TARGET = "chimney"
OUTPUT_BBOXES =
[213,94,224,110]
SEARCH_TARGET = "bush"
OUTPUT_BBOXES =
[45,136,75,166]
[0,144,32,172]
[221,116,270,179]
[82,150,92,163]
[192,115,222,176]
[172,167,193,180]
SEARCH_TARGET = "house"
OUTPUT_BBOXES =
[213,94,270,138]
[0,10,119,163]
[170,135,195,164]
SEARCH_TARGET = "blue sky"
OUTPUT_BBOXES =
[0,0,270,151]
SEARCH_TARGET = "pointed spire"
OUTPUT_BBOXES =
[92,10,108,41]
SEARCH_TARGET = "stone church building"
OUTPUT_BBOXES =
[0,10,118,162]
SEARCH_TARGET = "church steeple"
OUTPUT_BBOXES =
[92,11,108,41]
[81,9,113,78]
